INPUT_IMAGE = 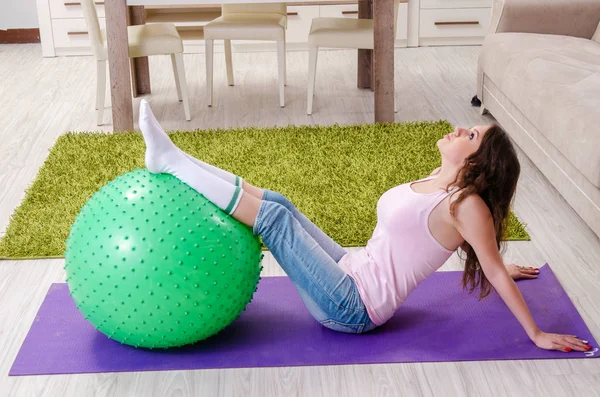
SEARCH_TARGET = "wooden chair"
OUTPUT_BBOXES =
[81,0,191,125]
[204,4,287,108]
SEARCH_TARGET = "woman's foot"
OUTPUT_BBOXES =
[139,99,243,189]
[138,99,243,215]
[139,99,188,175]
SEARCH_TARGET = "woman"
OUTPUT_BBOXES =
[138,99,591,353]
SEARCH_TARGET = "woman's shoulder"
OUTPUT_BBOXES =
[448,191,490,218]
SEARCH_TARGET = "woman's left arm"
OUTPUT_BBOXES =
[453,195,592,352]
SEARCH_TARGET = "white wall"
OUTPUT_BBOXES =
[0,0,40,29]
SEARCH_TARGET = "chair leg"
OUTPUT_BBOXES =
[283,38,287,86]
[224,39,234,86]
[277,40,285,108]
[307,46,318,115]
[96,60,106,126]
[205,39,214,107]
[171,53,183,102]
[173,52,191,121]
[394,70,398,113]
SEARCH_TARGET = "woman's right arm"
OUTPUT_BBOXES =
[453,194,591,352]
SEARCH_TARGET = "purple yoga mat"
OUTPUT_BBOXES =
[9,264,598,376]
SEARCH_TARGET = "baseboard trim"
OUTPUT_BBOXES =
[0,28,41,44]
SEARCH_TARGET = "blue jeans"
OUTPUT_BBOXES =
[253,189,377,334]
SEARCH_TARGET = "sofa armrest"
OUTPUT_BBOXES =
[489,0,600,39]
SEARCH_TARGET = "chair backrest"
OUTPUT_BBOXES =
[80,0,107,60]
[222,4,287,17]
[222,3,288,28]
[360,0,402,37]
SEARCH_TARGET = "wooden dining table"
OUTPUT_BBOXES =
[105,0,396,131]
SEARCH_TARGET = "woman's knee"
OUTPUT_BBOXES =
[262,190,296,212]
[254,201,294,237]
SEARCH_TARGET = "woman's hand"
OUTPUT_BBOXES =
[532,331,593,352]
[505,264,539,280]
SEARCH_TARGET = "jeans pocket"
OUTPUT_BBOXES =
[339,278,365,311]
[320,319,364,334]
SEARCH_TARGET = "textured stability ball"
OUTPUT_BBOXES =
[64,168,263,349]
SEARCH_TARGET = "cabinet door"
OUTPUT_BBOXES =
[418,7,491,45]
[419,8,490,38]
[50,0,105,19]
[396,3,408,41]
[52,17,106,53]
[319,4,359,19]
[287,5,320,43]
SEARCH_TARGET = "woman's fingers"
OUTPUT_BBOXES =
[554,336,593,352]
[564,336,592,351]
[522,267,539,274]
[518,267,538,279]
[520,272,538,279]
[551,342,569,352]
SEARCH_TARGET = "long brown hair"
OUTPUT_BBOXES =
[447,124,520,299]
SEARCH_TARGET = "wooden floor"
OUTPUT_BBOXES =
[1,43,599,397]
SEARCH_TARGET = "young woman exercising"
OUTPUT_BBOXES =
[138,99,591,353]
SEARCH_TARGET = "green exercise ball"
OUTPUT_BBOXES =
[64,168,263,349]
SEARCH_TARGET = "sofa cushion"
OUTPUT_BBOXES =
[480,33,600,188]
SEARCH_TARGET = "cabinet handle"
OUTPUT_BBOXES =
[434,21,479,26]
[287,12,299,16]
[342,11,359,15]
[64,1,104,5]
[67,31,89,36]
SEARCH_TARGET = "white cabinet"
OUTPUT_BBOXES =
[417,0,491,46]
[44,0,109,56]
[40,0,105,56]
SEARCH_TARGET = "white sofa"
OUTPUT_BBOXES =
[476,0,600,238]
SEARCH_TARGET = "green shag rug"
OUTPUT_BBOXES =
[0,121,529,260]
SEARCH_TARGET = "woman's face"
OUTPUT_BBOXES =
[437,124,492,166]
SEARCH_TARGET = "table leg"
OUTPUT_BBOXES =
[358,0,373,90]
[373,0,395,123]
[106,0,133,131]
[129,6,151,97]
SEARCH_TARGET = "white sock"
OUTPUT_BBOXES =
[183,153,243,188]
[139,99,243,215]
[136,99,243,188]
